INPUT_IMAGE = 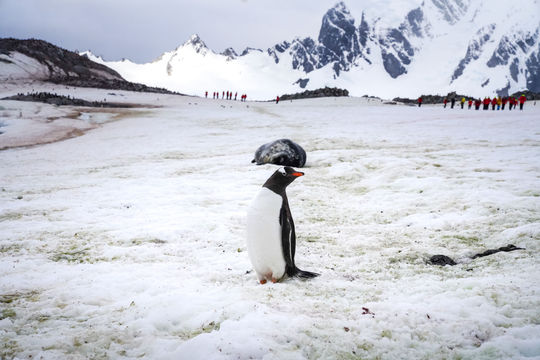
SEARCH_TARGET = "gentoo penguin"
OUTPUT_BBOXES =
[246,166,319,284]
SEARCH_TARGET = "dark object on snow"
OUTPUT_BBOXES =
[252,139,307,167]
[0,38,179,94]
[428,244,524,266]
[471,244,524,259]
[394,91,469,105]
[280,87,348,101]
[429,255,457,266]
[2,92,136,108]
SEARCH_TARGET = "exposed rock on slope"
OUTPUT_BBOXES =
[0,38,179,94]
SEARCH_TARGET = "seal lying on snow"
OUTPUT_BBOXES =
[251,139,307,167]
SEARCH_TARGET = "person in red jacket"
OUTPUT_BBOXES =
[474,99,481,110]
[468,99,473,109]
[443,98,448,108]
[501,97,508,110]
[483,97,490,110]
[417,97,423,107]
[519,94,526,110]
[276,96,280,104]
[491,97,497,110]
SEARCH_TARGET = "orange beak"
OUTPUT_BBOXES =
[292,172,304,177]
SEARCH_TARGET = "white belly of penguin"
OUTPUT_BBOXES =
[246,187,287,280]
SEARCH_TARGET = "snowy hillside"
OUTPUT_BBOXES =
[84,0,540,99]
[1,82,539,359]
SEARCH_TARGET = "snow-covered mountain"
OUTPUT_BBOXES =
[85,0,539,99]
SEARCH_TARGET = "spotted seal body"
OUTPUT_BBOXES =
[251,139,306,167]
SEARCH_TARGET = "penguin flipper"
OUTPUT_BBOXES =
[280,206,296,272]
[280,206,320,279]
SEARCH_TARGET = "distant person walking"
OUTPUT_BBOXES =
[474,99,481,110]
[519,94,526,110]
[460,97,465,109]
[451,98,456,109]
[502,97,508,110]
[483,97,490,110]
[491,97,497,110]
[417,97,423,107]
[276,96,280,104]
[443,98,448,108]
[468,99,473,109]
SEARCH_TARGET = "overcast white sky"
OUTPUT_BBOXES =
[0,0,346,62]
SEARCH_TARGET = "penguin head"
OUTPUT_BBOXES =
[262,166,304,193]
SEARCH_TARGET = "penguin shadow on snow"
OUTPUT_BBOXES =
[246,166,320,284]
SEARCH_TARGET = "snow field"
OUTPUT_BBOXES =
[1,91,539,359]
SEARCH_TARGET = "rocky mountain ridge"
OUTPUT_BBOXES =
[0,38,179,94]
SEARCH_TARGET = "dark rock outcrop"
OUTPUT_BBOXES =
[0,38,179,94]
[487,30,538,68]
[294,78,310,89]
[221,47,238,60]
[431,0,470,25]
[317,1,360,74]
[0,38,121,80]
[2,92,137,108]
[525,43,540,92]
[280,87,349,101]
[393,91,472,104]
[510,90,540,100]
[452,24,496,82]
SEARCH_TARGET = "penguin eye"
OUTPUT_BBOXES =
[278,167,287,175]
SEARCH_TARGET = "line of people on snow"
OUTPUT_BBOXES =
[205,91,248,102]
[417,94,528,110]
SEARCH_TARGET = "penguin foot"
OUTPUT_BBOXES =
[271,277,278,283]
[259,279,267,285]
